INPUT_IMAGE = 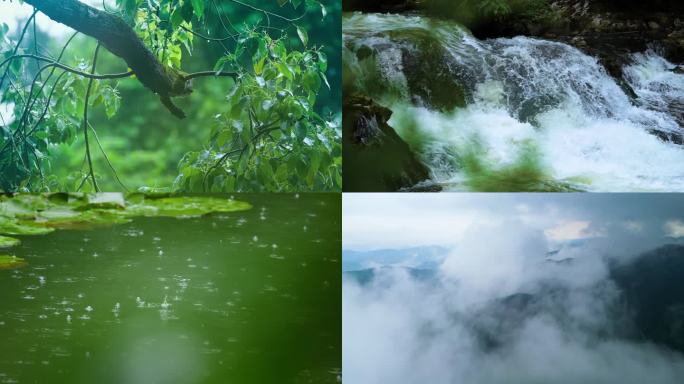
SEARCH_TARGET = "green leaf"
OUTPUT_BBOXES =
[317,51,327,72]
[257,160,274,183]
[191,0,205,20]
[254,56,266,75]
[216,130,233,148]
[295,25,308,47]
[275,63,293,81]
[170,8,184,30]
[213,55,232,73]
[320,73,330,90]
[120,0,141,22]
[303,70,321,92]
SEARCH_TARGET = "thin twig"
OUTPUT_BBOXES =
[179,25,236,42]
[0,54,134,80]
[82,43,102,192]
[33,7,41,82]
[88,122,129,191]
[0,9,38,94]
[228,0,307,23]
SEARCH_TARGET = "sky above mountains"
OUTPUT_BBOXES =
[344,193,684,252]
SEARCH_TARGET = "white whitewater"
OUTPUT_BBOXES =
[344,13,684,191]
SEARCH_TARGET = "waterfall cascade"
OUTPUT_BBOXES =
[344,13,684,191]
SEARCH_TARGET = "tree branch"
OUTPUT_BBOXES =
[185,71,237,81]
[23,0,187,117]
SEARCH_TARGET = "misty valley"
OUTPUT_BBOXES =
[342,194,684,383]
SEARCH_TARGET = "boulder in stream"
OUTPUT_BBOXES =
[343,95,436,191]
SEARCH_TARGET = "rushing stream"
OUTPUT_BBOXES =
[344,13,684,191]
[0,194,341,384]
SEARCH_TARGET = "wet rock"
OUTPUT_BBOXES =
[355,45,373,61]
[664,30,684,62]
[346,28,467,111]
[648,129,684,145]
[343,95,436,191]
[387,28,467,111]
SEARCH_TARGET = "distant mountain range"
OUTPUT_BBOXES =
[342,239,599,272]
[342,245,450,271]
[343,266,438,286]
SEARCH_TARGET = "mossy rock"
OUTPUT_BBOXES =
[0,255,27,270]
[76,192,127,211]
[386,28,467,111]
[34,209,132,230]
[0,235,20,248]
[346,26,467,111]
[343,95,435,191]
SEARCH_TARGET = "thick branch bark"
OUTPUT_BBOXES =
[23,0,187,117]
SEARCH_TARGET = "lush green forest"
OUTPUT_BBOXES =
[0,0,341,192]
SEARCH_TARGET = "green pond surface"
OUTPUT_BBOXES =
[0,194,341,384]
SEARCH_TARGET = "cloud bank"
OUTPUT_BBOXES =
[343,195,684,383]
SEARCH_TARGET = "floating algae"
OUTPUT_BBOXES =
[0,255,27,270]
[0,235,20,248]
[0,193,252,243]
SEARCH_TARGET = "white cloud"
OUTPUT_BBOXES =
[344,217,684,384]
[623,220,644,233]
[343,194,499,250]
[665,219,684,238]
[545,220,591,241]
[343,194,598,250]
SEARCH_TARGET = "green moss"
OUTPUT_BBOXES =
[508,0,562,25]
[391,108,429,155]
[425,0,512,26]
[0,255,27,270]
[461,141,581,192]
